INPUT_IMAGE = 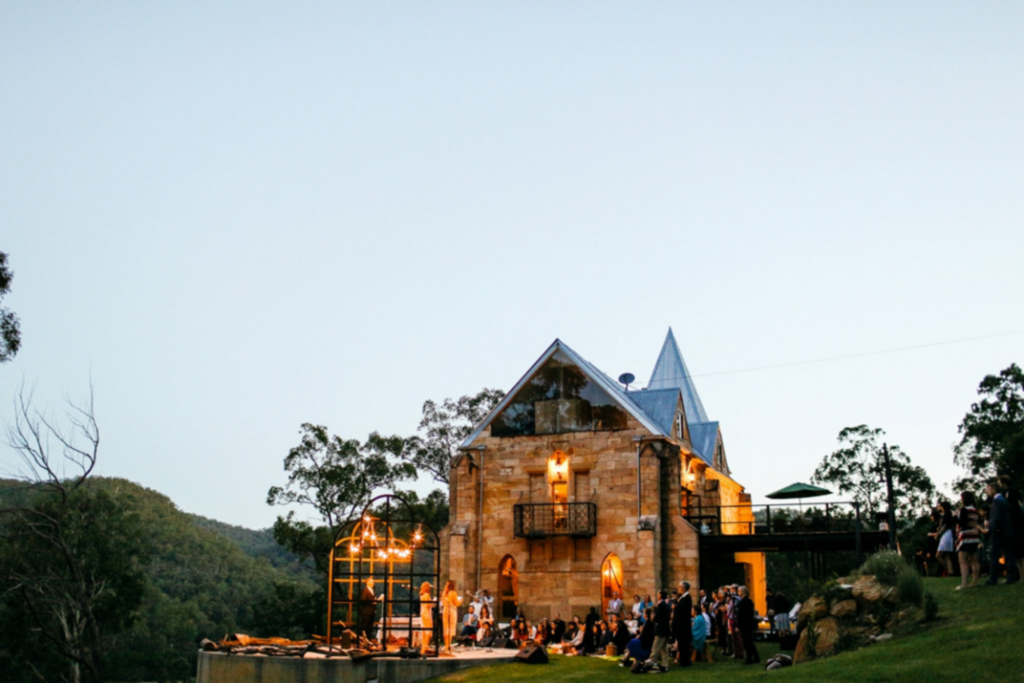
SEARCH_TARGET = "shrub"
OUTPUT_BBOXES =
[860,551,907,586]
[895,565,924,605]
[922,590,939,621]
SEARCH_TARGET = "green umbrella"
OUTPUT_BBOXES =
[765,482,831,513]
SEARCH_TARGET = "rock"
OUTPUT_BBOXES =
[852,575,886,603]
[798,596,828,627]
[830,599,857,619]
[813,617,840,657]
[793,629,813,663]
[871,633,893,642]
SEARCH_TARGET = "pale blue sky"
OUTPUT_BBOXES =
[2,2,1022,527]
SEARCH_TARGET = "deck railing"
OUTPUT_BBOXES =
[685,501,868,537]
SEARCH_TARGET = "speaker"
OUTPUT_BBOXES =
[477,636,494,648]
[515,645,549,664]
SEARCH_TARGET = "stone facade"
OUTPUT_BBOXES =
[440,335,765,620]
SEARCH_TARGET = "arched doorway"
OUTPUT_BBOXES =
[601,553,624,616]
[498,555,518,620]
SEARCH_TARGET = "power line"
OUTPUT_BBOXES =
[636,329,1024,385]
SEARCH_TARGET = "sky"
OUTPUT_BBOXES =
[2,2,1022,529]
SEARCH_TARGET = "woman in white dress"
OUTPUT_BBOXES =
[419,582,434,654]
[441,580,461,654]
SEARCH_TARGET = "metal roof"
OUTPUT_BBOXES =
[687,421,720,466]
[624,388,680,437]
[647,327,708,423]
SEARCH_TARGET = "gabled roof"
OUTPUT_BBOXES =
[688,421,720,466]
[460,339,667,447]
[648,327,708,423]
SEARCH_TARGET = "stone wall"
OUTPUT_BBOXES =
[443,419,703,621]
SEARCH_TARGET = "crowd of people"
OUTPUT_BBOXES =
[430,580,766,672]
[925,477,1022,589]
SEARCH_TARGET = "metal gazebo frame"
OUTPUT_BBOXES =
[327,494,441,656]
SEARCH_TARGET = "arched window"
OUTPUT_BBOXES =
[601,553,624,616]
[498,555,519,620]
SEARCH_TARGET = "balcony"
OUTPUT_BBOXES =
[513,502,597,539]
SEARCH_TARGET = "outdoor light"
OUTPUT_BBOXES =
[350,544,360,554]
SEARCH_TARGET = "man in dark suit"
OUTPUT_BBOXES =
[358,578,380,642]
[737,586,759,664]
[672,581,693,666]
[985,480,1020,585]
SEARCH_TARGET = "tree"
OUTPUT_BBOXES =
[954,363,1024,492]
[0,251,21,362]
[402,388,505,484]
[812,425,935,523]
[0,387,147,683]
[267,424,415,574]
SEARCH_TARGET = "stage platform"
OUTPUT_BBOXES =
[197,646,518,683]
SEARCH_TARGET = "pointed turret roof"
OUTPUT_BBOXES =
[647,328,708,423]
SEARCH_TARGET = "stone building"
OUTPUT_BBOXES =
[443,329,765,621]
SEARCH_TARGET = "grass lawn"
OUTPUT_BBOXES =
[427,578,1024,683]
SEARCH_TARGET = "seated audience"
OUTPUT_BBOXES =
[460,605,479,638]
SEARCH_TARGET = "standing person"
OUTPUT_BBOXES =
[672,581,693,666]
[583,606,600,654]
[714,590,729,654]
[418,582,434,654]
[480,589,495,615]
[728,585,745,660]
[647,589,672,673]
[737,586,759,664]
[985,479,1020,585]
[928,501,956,577]
[631,594,644,622]
[956,491,983,589]
[607,591,624,620]
[699,588,710,613]
[441,580,461,654]
[358,578,381,643]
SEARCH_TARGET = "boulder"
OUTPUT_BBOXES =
[830,599,858,619]
[813,617,840,657]
[851,575,886,603]
[797,596,828,628]
[793,629,812,663]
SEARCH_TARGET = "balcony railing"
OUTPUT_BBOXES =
[514,502,597,539]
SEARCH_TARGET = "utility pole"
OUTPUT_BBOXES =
[882,443,897,551]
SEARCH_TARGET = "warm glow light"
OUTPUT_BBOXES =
[349,544,360,554]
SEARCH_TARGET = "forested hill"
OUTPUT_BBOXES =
[188,510,316,581]
[0,477,323,683]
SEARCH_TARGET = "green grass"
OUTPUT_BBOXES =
[428,578,1024,683]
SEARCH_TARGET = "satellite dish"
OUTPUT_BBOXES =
[618,373,635,389]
